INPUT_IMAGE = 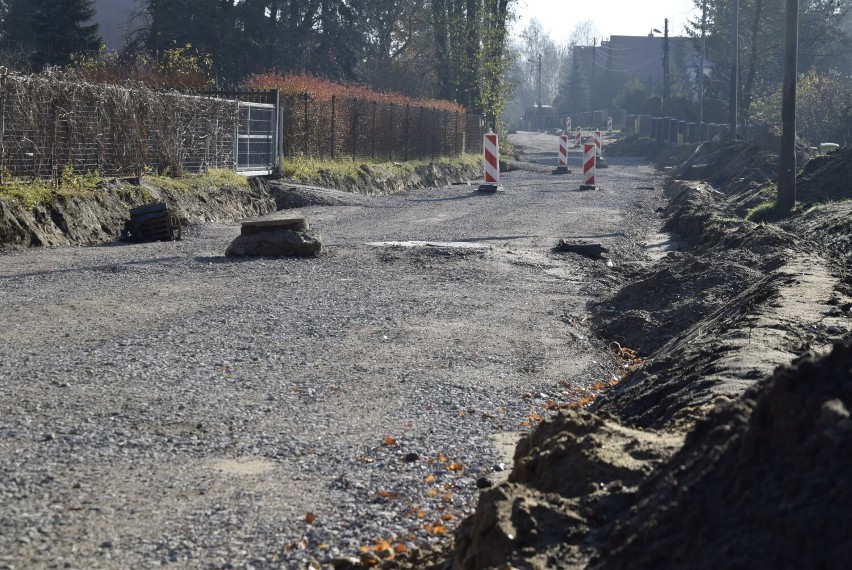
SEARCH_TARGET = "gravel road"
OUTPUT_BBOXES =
[0,132,665,569]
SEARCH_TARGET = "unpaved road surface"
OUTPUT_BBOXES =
[0,132,664,568]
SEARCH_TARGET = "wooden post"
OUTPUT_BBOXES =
[371,100,377,160]
[405,104,410,161]
[388,103,394,162]
[331,95,336,159]
[419,106,424,160]
[454,111,460,156]
[303,92,309,157]
[351,98,358,161]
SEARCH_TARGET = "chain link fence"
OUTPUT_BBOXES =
[0,74,486,182]
[0,72,241,181]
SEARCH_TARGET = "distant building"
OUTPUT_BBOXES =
[93,0,136,51]
[573,34,700,114]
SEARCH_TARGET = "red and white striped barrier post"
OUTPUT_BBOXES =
[554,134,570,174]
[574,127,582,147]
[479,131,502,192]
[607,116,613,133]
[581,143,596,189]
[595,129,609,168]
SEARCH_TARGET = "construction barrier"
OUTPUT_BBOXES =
[478,131,502,192]
[583,143,596,187]
[554,134,570,174]
[574,127,582,147]
[566,116,572,132]
[594,130,602,157]
[607,116,613,132]
[483,132,499,183]
[558,135,569,167]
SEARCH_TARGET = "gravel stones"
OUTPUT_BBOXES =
[0,133,669,568]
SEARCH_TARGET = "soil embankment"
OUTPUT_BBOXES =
[0,162,478,249]
[450,132,852,569]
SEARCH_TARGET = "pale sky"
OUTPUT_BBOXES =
[514,0,699,42]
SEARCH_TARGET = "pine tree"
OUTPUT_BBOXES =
[30,0,102,68]
[0,0,37,69]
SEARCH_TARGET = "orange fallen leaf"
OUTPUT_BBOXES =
[426,489,439,496]
[373,540,392,551]
[447,463,463,471]
[437,454,447,462]
[432,524,447,535]
[384,435,397,446]
[359,546,371,553]
[416,510,427,519]
[424,474,435,483]
[305,512,317,524]
[394,543,408,554]
[441,513,454,521]
[442,493,453,502]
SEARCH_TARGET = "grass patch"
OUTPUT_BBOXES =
[1,167,249,209]
[0,166,102,208]
[279,154,481,183]
[145,168,248,192]
[745,201,799,223]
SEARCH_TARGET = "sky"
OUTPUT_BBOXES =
[513,0,699,42]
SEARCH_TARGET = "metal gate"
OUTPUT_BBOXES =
[236,102,276,176]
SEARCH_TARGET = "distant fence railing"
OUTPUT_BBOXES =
[625,114,733,144]
[568,108,736,144]
[0,75,484,182]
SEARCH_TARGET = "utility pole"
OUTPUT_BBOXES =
[663,19,670,116]
[778,0,799,211]
[699,0,707,123]
[729,0,739,138]
[591,38,597,113]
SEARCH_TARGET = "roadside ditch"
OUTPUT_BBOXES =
[442,132,852,569]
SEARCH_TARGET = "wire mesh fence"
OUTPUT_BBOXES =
[0,73,486,182]
[279,94,485,162]
[0,72,241,181]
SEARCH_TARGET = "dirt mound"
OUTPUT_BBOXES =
[444,127,851,570]
[796,147,852,204]
[605,135,667,159]
[675,127,813,197]
[593,249,765,354]
[595,339,852,570]
[452,409,682,570]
